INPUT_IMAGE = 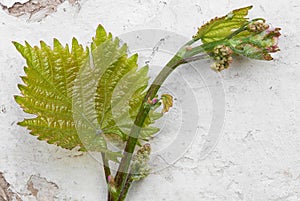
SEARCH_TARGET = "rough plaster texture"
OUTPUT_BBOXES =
[0,0,299,201]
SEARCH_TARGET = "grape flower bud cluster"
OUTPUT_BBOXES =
[247,20,269,32]
[210,45,233,71]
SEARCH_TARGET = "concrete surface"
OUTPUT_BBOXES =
[0,0,299,201]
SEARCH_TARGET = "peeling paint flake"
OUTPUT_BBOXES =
[26,175,59,201]
[0,172,22,201]
[0,0,78,21]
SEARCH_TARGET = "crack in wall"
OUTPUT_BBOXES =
[0,0,79,21]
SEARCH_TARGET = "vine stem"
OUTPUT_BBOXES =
[101,153,112,201]
[114,54,184,191]
[117,174,133,201]
[112,33,244,200]
[112,42,220,201]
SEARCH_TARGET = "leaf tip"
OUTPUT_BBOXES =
[17,120,26,127]
[14,94,20,101]
[130,53,138,61]
[24,41,31,48]
[72,37,79,45]
[12,41,18,46]
[12,41,24,52]
[14,94,24,105]
[39,40,47,47]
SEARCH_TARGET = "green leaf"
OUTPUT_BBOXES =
[161,94,173,113]
[14,25,160,161]
[194,6,253,43]
[14,38,89,150]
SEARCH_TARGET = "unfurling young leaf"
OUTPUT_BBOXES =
[161,94,173,113]
[228,27,281,61]
[193,6,253,43]
[14,25,161,161]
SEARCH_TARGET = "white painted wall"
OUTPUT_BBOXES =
[0,0,299,200]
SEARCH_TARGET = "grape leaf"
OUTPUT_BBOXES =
[14,25,160,161]
[193,6,253,43]
[161,94,173,113]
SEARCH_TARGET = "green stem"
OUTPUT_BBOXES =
[182,54,209,63]
[102,153,111,183]
[117,175,133,201]
[114,54,184,190]
[182,40,224,59]
[101,153,113,201]
[114,38,218,200]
